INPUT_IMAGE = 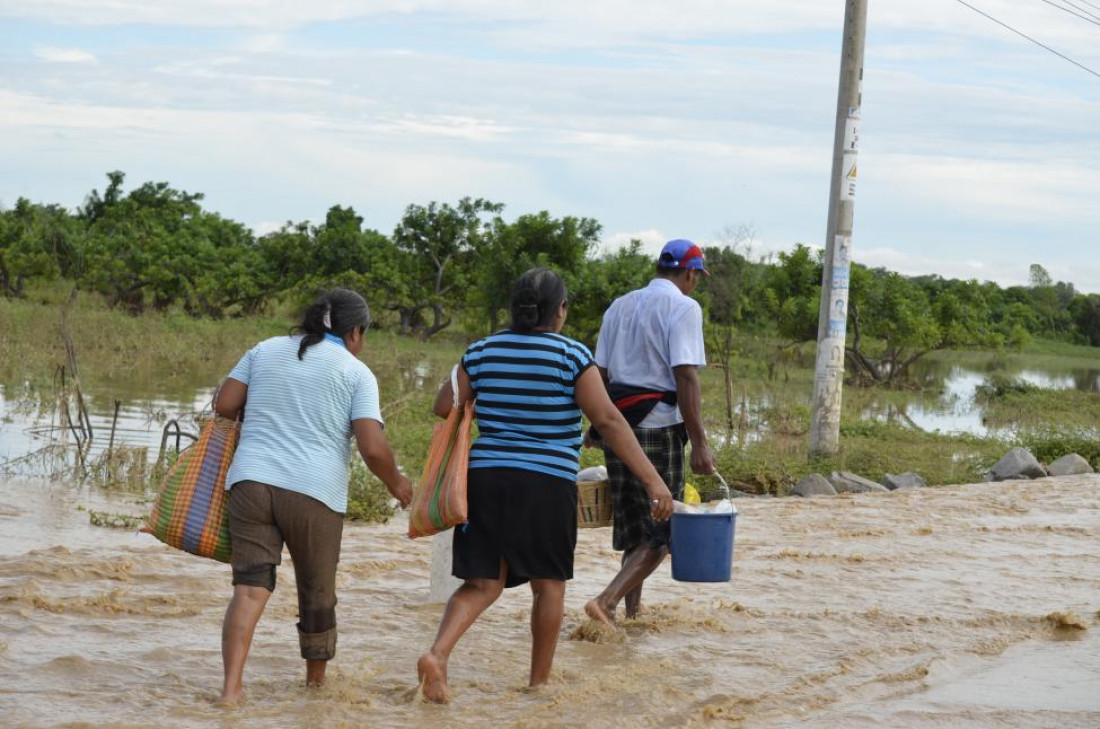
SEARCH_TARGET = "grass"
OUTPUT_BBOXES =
[0,282,288,391]
[972,375,1100,431]
[346,461,398,523]
[87,509,145,529]
[3,287,1098,504]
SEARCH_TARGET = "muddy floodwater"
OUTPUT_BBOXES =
[1,475,1098,728]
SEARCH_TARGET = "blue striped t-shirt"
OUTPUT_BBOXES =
[224,334,383,514]
[462,330,594,483]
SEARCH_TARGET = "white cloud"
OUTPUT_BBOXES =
[856,244,1100,293]
[6,0,1100,58]
[3,2,1098,296]
[1,1,841,34]
[240,34,286,53]
[250,220,285,237]
[33,46,97,63]
[868,152,1100,223]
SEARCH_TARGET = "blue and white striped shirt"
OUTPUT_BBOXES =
[462,330,594,483]
[224,334,383,514]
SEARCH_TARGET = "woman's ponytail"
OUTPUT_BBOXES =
[509,268,566,332]
[294,289,371,359]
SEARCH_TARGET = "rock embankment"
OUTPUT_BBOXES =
[780,447,1095,498]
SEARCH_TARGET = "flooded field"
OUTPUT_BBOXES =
[3,354,1099,473]
[2,474,1098,728]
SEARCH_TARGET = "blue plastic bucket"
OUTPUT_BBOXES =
[670,511,736,582]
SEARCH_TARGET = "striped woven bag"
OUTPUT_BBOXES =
[142,415,239,562]
[408,368,473,538]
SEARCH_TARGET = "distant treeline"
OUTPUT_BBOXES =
[2,172,1097,383]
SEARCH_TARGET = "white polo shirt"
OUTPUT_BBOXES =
[594,278,706,428]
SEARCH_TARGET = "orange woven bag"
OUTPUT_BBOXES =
[408,368,473,538]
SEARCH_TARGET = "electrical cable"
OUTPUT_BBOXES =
[954,0,1100,79]
[1037,0,1100,26]
[1055,0,1100,22]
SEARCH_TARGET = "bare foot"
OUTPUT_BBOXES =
[584,598,617,629]
[216,688,243,707]
[417,652,449,704]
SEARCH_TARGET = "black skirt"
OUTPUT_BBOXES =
[452,467,578,588]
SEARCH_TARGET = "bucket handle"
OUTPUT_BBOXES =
[713,471,732,501]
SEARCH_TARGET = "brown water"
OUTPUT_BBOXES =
[1,475,1098,728]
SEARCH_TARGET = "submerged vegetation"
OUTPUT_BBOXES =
[3,289,1099,502]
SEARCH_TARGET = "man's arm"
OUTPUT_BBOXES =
[673,365,716,475]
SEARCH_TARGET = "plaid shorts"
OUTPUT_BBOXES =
[603,424,686,551]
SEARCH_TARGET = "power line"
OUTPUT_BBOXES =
[1038,0,1100,26]
[954,0,1100,79]
[1075,0,1100,12]
[1056,0,1100,22]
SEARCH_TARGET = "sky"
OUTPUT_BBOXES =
[1,0,1098,292]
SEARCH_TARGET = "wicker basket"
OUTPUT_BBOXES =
[577,479,612,528]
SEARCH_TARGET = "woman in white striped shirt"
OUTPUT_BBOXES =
[214,288,413,704]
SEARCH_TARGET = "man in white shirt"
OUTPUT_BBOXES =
[585,239,718,627]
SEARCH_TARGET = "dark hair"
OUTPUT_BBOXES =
[655,262,692,278]
[510,267,567,332]
[294,288,371,359]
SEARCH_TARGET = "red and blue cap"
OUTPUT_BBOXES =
[657,238,709,275]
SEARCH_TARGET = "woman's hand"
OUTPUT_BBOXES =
[646,481,674,521]
[354,419,413,508]
[389,475,414,509]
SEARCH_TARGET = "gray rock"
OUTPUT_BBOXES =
[828,471,889,494]
[1046,453,1094,477]
[883,472,928,490]
[990,447,1047,481]
[791,473,837,497]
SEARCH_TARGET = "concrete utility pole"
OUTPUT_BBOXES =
[809,0,867,457]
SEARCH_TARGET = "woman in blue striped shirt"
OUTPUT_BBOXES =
[417,268,673,703]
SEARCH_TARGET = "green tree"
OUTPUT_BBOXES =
[1029,263,1052,288]
[700,224,763,434]
[760,243,821,344]
[1069,294,1100,346]
[0,199,82,297]
[476,211,601,330]
[565,240,652,347]
[391,197,503,338]
[847,268,940,385]
[80,173,208,312]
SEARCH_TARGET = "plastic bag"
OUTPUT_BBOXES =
[408,367,473,538]
[577,465,608,482]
